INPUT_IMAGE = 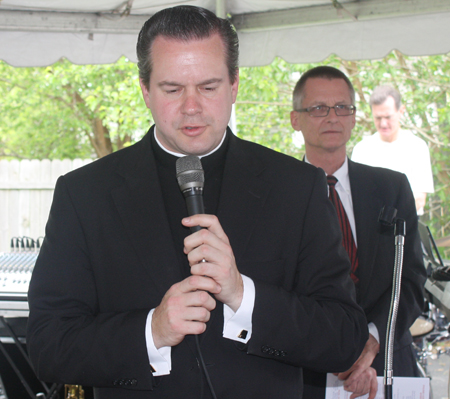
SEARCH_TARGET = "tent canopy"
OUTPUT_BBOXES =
[1,0,450,67]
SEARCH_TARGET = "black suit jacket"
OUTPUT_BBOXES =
[27,130,368,398]
[303,159,426,398]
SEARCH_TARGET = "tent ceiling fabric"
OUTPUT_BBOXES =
[1,0,450,67]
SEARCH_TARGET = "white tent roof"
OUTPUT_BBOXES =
[1,0,450,67]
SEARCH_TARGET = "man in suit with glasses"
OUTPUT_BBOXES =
[291,66,426,399]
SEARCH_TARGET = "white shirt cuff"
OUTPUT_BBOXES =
[145,308,171,376]
[223,274,255,343]
[368,322,380,344]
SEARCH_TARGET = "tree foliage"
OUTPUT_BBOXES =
[0,58,151,159]
[0,52,449,249]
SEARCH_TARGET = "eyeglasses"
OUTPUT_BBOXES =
[295,105,356,117]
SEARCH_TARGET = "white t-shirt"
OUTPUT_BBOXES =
[352,130,434,214]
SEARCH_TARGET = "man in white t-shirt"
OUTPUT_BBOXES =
[352,85,434,215]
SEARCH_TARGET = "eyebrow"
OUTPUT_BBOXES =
[309,100,351,106]
[158,78,223,87]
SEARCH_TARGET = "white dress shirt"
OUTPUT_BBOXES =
[305,156,379,344]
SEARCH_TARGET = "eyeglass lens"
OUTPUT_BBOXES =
[310,105,354,117]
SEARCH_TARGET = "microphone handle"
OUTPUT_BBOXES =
[185,194,205,233]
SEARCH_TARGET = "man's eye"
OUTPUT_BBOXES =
[313,106,325,111]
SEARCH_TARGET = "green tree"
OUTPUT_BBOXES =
[0,58,151,159]
[0,53,449,250]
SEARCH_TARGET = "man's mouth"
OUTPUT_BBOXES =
[182,125,206,136]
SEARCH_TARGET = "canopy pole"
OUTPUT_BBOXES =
[215,0,226,18]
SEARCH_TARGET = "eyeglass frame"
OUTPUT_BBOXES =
[295,104,356,117]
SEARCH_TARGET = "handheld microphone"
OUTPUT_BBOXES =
[176,155,205,233]
[175,155,218,399]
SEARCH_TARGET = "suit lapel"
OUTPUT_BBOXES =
[349,160,383,296]
[111,134,183,298]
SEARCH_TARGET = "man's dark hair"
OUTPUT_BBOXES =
[370,85,402,110]
[137,5,239,89]
[292,66,355,109]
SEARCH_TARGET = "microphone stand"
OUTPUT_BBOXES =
[384,218,406,399]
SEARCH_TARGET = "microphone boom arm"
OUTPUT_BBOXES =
[384,218,406,399]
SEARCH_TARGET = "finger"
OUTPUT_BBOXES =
[189,246,229,275]
[178,275,221,295]
[348,381,368,399]
[338,370,352,381]
[338,363,359,381]
[166,314,209,337]
[181,301,213,322]
[344,368,364,387]
[156,290,216,327]
[184,229,231,260]
[181,289,217,312]
[186,239,221,266]
[347,371,374,398]
[182,215,230,244]
[368,374,378,399]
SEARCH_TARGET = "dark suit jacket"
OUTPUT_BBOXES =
[349,160,425,362]
[303,159,426,397]
[27,130,368,398]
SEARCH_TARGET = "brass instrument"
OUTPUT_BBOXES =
[65,385,85,399]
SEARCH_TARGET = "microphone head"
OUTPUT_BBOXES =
[378,206,398,226]
[176,155,204,191]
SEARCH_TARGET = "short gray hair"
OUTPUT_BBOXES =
[292,66,355,110]
[370,85,402,110]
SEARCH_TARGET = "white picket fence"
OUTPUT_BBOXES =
[0,159,93,253]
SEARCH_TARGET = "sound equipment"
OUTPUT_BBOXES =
[0,240,64,398]
[418,221,450,321]
[0,250,37,318]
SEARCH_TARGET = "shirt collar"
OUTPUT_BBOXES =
[304,155,351,193]
[153,129,227,159]
[333,157,351,194]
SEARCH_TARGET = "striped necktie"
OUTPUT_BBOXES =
[327,175,359,284]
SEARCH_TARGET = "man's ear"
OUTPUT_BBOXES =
[139,78,151,108]
[231,68,239,104]
[290,110,302,131]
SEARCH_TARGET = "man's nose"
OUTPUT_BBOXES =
[325,107,339,121]
[181,91,202,115]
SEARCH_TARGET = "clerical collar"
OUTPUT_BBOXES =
[153,129,228,158]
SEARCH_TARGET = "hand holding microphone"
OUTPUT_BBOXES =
[150,156,215,349]
[177,156,244,313]
[151,156,243,348]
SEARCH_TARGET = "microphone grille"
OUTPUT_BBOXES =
[176,155,204,187]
